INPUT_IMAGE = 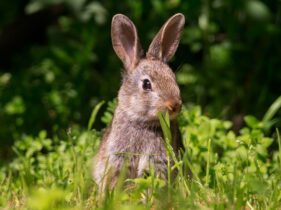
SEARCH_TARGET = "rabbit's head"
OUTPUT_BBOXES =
[111,14,185,124]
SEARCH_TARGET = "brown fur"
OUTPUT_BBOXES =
[92,13,185,190]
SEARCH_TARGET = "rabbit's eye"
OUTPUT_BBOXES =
[142,79,152,90]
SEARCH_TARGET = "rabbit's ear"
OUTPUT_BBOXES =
[111,14,143,70]
[147,13,185,63]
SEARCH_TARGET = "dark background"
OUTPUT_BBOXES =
[0,0,280,161]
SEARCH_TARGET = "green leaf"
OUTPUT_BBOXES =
[256,144,267,156]
[101,99,117,125]
[260,137,273,148]
[244,115,263,129]
[4,96,26,115]
[246,0,271,22]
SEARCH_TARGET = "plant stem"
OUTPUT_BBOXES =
[276,128,281,168]
[205,138,211,187]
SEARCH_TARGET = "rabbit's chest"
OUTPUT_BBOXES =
[107,127,168,175]
[108,127,165,154]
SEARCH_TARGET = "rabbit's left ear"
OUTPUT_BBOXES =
[147,13,185,63]
[111,14,143,71]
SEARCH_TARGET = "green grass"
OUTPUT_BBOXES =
[0,100,281,209]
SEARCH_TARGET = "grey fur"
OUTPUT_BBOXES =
[92,13,185,190]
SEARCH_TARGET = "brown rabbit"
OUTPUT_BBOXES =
[92,13,185,190]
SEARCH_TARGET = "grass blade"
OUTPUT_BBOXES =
[88,101,105,132]
[262,95,281,123]
[165,110,170,128]
[158,111,172,141]
[276,128,281,168]
[205,138,211,187]
[158,111,191,194]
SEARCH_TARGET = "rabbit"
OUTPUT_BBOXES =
[92,13,185,190]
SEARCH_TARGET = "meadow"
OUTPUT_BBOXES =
[0,0,281,209]
[1,98,281,209]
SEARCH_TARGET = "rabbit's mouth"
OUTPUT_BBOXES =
[168,111,180,120]
[155,107,181,120]
[161,98,182,119]
[153,99,182,120]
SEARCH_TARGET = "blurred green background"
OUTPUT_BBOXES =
[0,0,280,161]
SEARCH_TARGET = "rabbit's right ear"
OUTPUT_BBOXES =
[146,13,185,63]
[111,14,143,71]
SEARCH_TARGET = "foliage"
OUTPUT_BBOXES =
[0,102,280,209]
[0,0,280,208]
[0,0,281,153]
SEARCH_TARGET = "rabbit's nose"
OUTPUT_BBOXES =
[165,98,182,113]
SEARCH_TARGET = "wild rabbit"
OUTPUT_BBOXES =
[92,13,185,190]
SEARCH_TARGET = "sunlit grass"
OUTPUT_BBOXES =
[0,98,281,209]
